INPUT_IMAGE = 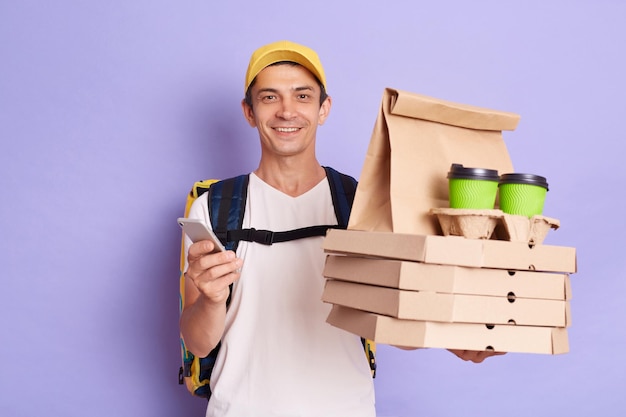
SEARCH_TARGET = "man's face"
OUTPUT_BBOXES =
[242,64,331,159]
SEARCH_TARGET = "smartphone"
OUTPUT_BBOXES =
[177,217,225,253]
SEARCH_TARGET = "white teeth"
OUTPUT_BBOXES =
[275,127,299,132]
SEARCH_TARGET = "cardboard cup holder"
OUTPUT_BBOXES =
[430,208,560,245]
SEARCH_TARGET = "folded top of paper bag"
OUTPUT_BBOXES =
[389,88,520,131]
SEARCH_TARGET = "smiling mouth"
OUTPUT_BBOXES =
[274,127,300,133]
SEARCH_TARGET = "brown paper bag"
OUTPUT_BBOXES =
[348,88,520,235]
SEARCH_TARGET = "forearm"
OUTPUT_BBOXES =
[180,296,227,358]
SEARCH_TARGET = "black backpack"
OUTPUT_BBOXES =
[178,166,376,399]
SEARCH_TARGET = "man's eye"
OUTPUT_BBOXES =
[263,95,276,100]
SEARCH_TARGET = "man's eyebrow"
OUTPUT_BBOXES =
[256,87,279,95]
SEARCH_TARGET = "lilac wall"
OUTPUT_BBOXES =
[1,1,624,416]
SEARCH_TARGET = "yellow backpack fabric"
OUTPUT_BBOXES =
[178,179,218,396]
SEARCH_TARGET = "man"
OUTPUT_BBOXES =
[180,40,500,417]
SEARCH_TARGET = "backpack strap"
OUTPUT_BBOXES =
[227,225,337,246]
[207,174,249,251]
[323,166,357,228]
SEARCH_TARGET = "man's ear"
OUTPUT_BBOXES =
[318,96,332,126]
[241,99,257,127]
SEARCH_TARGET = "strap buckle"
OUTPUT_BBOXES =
[253,229,275,245]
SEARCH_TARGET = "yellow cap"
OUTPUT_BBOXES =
[244,40,327,93]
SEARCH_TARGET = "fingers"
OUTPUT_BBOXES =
[190,249,237,276]
[188,239,222,260]
[448,349,507,363]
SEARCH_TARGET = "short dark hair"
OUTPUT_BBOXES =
[243,61,328,109]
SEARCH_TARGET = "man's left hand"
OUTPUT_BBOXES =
[448,349,506,363]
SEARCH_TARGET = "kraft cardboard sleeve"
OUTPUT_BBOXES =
[348,88,521,235]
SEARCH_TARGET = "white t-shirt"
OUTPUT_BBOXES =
[185,173,375,417]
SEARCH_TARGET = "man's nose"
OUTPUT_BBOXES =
[277,98,297,119]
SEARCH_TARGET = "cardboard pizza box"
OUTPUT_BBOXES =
[323,229,576,274]
[327,305,569,355]
[322,279,570,327]
[323,255,572,300]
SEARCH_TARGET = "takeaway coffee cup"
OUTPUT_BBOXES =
[447,164,500,209]
[498,173,549,217]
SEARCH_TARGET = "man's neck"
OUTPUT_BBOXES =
[254,158,326,197]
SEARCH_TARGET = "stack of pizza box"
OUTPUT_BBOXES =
[321,211,575,354]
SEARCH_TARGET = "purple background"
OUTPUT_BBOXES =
[1,1,624,416]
